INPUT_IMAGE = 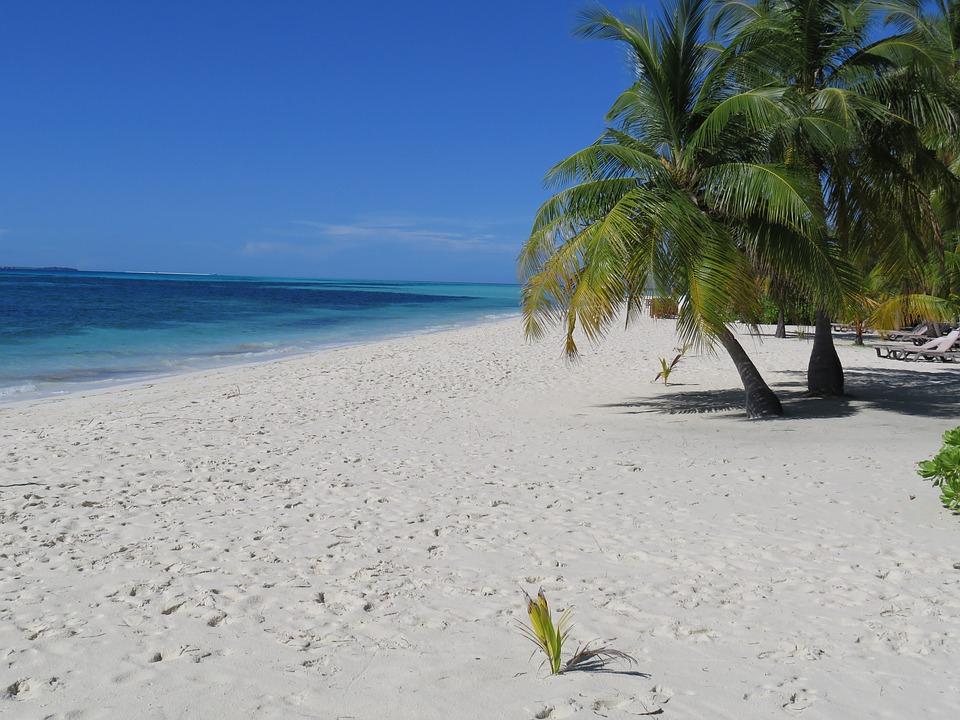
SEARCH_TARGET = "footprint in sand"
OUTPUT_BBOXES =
[591,686,673,716]
[6,675,63,702]
[160,601,185,616]
[529,699,582,719]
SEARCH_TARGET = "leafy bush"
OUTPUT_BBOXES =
[649,297,678,319]
[757,295,780,324]
[742,294,815,326]
[917,427,960,512]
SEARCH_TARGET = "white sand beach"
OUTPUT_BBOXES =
[2,317,959,719]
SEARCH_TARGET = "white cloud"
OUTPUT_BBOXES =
[240,240,334,258]
[246,218,517,256]
[241,240,295,256]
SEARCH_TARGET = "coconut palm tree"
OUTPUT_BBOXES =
[922,1,960,311]
[714,0,959,395]
[519,0,843,418]
[889,0,960,293]
[827,1,960,339]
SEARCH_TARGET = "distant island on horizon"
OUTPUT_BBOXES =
[1,265,80,272]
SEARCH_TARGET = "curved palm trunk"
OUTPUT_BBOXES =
[717,326,784,419]
[774,308,787,338]
[807,310,844,395]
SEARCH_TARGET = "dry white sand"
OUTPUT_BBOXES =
[2,317,959,719]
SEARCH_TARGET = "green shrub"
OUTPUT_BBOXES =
[757,295,780,324]
[649,297,679,319]
[740,294,816,326]
[917,427,960,512]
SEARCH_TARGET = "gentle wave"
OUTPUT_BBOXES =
[32,368,160,383]
[0,382,38,398]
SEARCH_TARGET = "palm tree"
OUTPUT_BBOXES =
[714,0,959,395]
[519,0,841,418]
[831,1,960,339]
[892,0,960,299]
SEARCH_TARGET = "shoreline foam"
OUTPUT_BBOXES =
[0,310,520,408]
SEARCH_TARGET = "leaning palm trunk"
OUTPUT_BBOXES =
[717,326,784,418]
[807,310,844,395]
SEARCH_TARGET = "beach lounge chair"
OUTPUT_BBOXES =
[874,332,943,359]
[874,329,960,361]
[906,344,960,363]
[884,322,929,343]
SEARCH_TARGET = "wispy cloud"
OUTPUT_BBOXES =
[241,240,322,257]
[243,218,517,257]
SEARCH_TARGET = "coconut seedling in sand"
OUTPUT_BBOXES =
[519,589,636,676]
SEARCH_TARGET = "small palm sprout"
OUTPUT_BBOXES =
[653,345,689,385]
[520,588,570,675]
[519,589,636,675]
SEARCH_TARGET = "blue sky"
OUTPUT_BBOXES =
[0,0,643,283]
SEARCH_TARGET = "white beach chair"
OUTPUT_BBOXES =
[884,322,929,343]
[874,329,960,361]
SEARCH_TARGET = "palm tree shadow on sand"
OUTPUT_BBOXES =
[563,668,653,678]
[601,366,960,420]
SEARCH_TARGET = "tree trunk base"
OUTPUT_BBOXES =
[807,310,844,395]
[744,392,784,418]
[774,308,786,339]
[718,326,784,419]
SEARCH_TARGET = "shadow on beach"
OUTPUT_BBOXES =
[602,365,960,420]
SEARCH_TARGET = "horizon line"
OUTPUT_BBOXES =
[0,265,521,287]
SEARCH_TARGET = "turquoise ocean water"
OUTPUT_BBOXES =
[0,270,519,401]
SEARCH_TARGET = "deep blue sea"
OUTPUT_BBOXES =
[0,270,519,401]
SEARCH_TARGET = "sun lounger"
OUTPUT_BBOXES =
[874,329,960,360]
[909,330,960,361]
[884,322,929,343]
[874,333,944,359]
[908,350,960,363]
